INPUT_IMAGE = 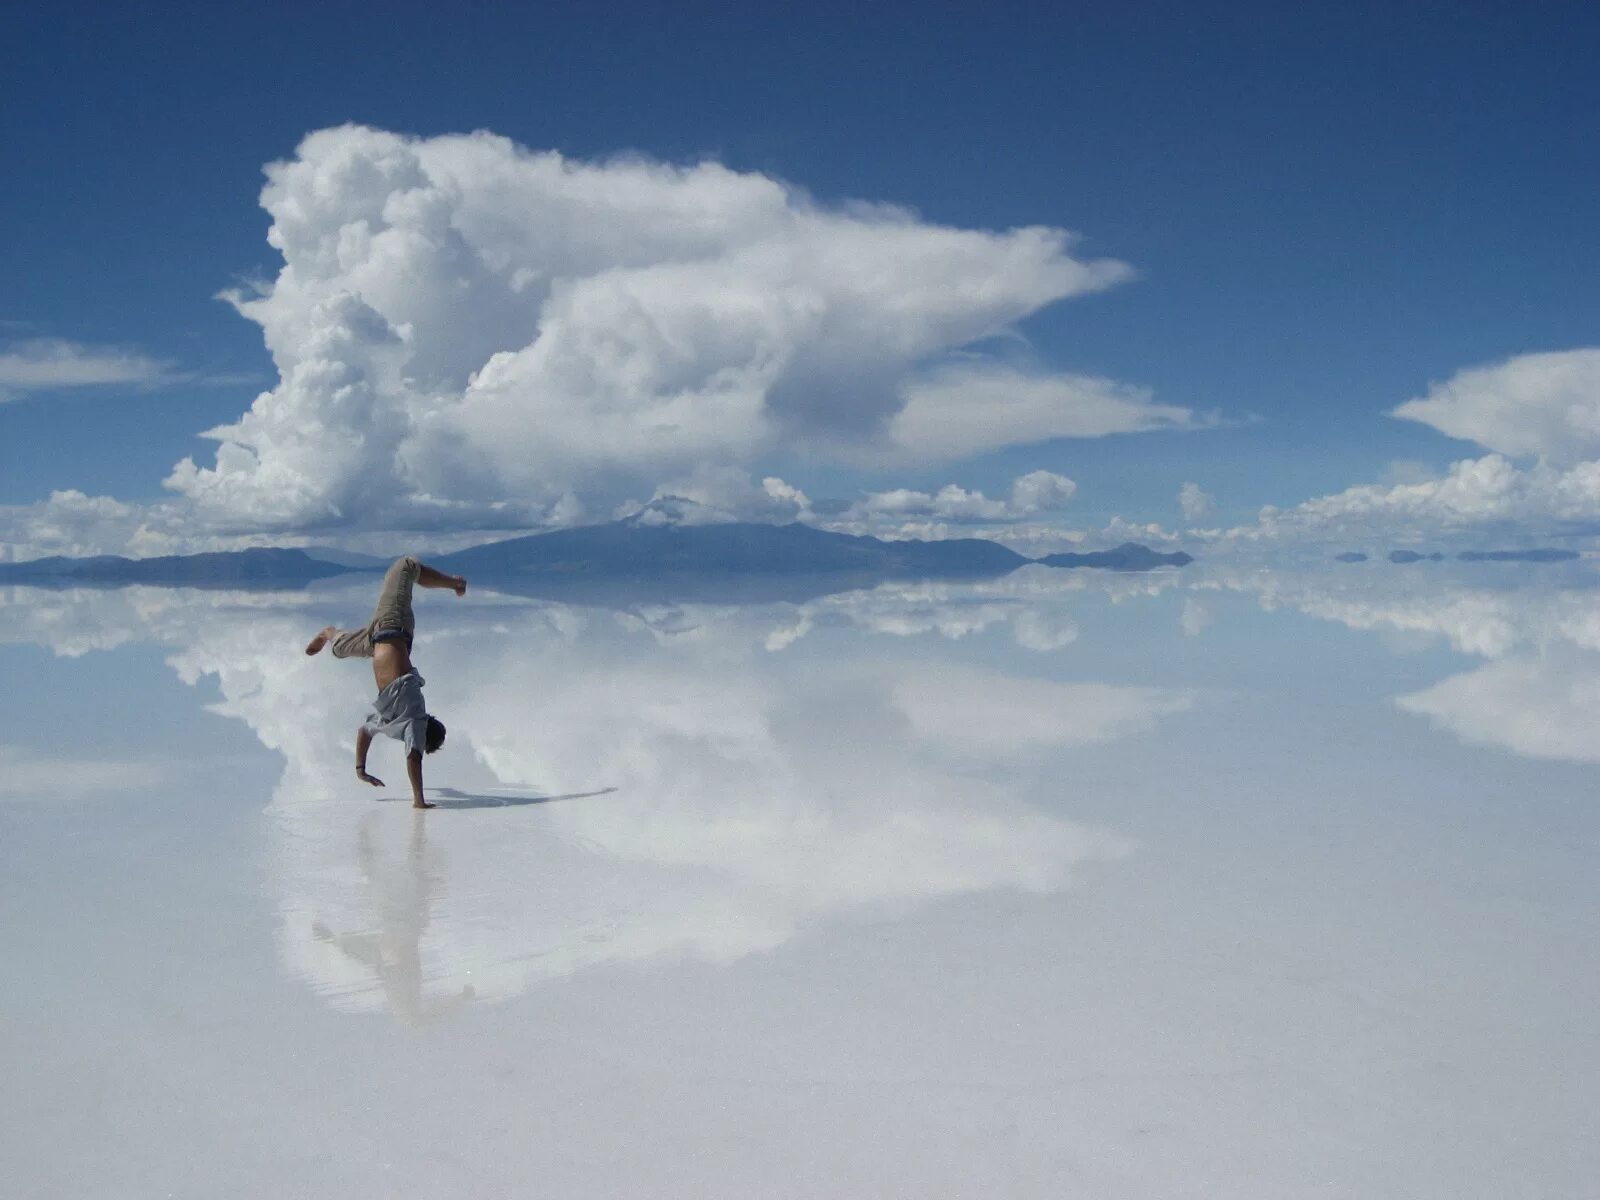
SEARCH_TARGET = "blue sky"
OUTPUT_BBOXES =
[3,0,1597,551]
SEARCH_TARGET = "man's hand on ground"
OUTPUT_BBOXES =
[356,769,385,788]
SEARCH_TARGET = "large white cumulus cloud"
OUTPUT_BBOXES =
[163,125,1170,534]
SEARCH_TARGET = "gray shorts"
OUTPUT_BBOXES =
[330,556,421,659]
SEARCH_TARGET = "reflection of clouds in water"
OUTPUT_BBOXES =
[0,744,169,800]
[891,665,1193,760]
[782,566,1183,652]
[1179,596,1213,637]
[1208,564,1600,765]
[1206,565,1600,659]
[280,607,1158,1013]
[0,583,318,657]
[285,607,1167,1013]
[1397,652,1600,763]
[0,580,1190,1018]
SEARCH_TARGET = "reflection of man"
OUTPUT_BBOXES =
[312,811,475,1025]
[304,556,467,809]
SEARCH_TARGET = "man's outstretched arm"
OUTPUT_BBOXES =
[416,562,467,596]
[355,726,384,788]
[406,750,433,809]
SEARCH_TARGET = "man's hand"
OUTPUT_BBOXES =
[354,727,380,786]
[452,575,467,597]
[407,749,434,808]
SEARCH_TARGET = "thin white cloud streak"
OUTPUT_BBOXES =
[884,365,1195,465]
[0,338,176,400]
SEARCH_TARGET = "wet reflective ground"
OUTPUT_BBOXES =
[2,564,1596,1197]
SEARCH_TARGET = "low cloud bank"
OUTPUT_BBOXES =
[614,466,1089,553]
[1212,348,1600,551]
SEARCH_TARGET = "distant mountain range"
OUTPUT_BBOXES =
[1037,542,1194,570]
[0,518,1195,592]
[432,517,1026,578]
[1457,548,1579,563]
[1376,548,1580,564]
[0,547,353,585]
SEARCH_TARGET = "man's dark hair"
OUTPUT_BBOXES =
[424,716,447,754]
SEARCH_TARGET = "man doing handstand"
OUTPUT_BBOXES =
[304,556,468,809]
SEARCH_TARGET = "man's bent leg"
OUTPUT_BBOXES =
[329,626,376,659]
[369,556,420,644]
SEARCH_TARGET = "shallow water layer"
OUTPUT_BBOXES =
[1,564,1596,1198]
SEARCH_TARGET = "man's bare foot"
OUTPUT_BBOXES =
[413,799,436,809]
[305,625,337,655]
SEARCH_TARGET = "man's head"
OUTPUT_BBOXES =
[424,716,447,754]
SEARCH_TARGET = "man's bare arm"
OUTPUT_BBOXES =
[416,562,467,596]
[355,726,384,787]
[406,750,433,809]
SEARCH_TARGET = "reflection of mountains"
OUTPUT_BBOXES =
[0,579,1198,1019]
[1,564,1184,658]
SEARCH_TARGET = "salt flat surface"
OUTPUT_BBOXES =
[2,564,1596,1198]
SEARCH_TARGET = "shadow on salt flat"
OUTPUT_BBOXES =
[374,786,619,809]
